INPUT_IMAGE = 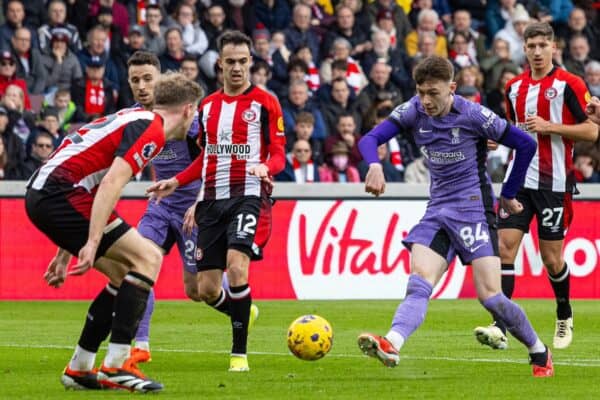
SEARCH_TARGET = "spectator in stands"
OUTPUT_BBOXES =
[357,60,402,120]
[95,6,127,63]
[42,88,82,132]
[91,0,129,38]
[585,61,600,97]
[485,0,517,44]
[322,5,371,61]
[180,54,208,96]
[315,59,357,104]
[372,9,399,50]
[564,33,592,78]
[282,80,328,141]
[486,68,517,119]
[362,30,412,100]
[2,83,36,152]
[573,142,600,183]
[141,5,166,55]
[172,3,208,57]
[320,37,368,94]
[77,26,121,92]
[410,31,437,67]
[285,58,310,99]
[494,4,531,67]
[251,24,271,65]
[38,0,81,53]
[276,139,320,182]
[455,65,484,99]
[224,0,256,34]
[256,0,291,32]
[358,143,403,182]
[367,0,411,47]
[449,31,478,70]
[10,27,45,95]
[284,3,321,63]
[70,57,116,121]
[40,28,82,93]
[295,44,320,93]
[405,9,448,58]
[410,0,452,27]
[125,25,146,56]
[0,51,30,110]
[558,7,600,61]
[0,0,38,51]
[479,37,521,93]
[447,9,486,63]
[322,77,362,134]
[288,111,324,164]
[339,0,372,34]
[300,0,336,37]
[552,36,568,69]
[324,112,362,167]
[160,27,188,72]
[35,106,64,147]
[532,0,573,27]
[319,141,361,182]
[0,104,26,179]
[204,4,228,53]
[250,59,275,96]
[19,131,54,179]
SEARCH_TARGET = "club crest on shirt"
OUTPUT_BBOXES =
[277,116,284,131]
[544,87,558,100]
[584,91,591,103]
[242,108,257,123]
[141,142,157,159]
[195,248,203,261]
[451,128,460,144]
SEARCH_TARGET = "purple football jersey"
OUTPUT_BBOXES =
[151,112,201,211]
[389,95,508,209]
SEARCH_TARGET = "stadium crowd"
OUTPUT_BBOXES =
[0,0,599,183]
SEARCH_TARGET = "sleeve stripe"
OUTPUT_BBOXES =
[564,83,588,123]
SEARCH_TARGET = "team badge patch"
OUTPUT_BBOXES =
[141,142,157,159]
[585,91,591,103]
[277,116,284,131]
[242,109,257,123]
[544,87,557,100]
[195,248,203,261]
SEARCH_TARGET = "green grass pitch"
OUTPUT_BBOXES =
[1,300,599,399]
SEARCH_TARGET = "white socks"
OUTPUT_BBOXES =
[385,330,405,351]
[528,338,546,354]
[103,343,131,368]
[68,345,96,371]
[134,341,150,351]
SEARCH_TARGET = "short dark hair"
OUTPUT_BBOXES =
[331,59,348,71]
[413,56,454,85]
[127,51,161,70]
[295,111,315,125]
[217,30,252,54]
[523,22,554,42]
[331,76,347,86]
[288,57,308,73]
[181,54,199,64]
[250,59,270,74]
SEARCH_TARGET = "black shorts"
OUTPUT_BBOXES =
[25,188,131,259]
[497,188,573,240]
[194,194,272,271]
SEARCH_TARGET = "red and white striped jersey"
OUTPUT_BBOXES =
[504,67,590,193]
[197,85,286,201]
[29,108,165,193]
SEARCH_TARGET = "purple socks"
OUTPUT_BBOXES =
[390,274,433,340]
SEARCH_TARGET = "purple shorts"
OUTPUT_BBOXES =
[138,201,197,274]
[402,206,498,265]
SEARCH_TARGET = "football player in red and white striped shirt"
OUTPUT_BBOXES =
[147,31,286,372]
[477,22,598,351]
[25,73,203,392]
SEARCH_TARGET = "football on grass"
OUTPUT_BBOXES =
[287,314,333,361]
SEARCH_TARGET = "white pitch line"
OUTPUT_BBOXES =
[2,343,600,368]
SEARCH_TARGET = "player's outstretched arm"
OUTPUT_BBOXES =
[358,119,400,197]
[586,96,600,126]
[146,177,180,204]
[499,124,537,215]
[72,157,133,275]
[44,247,72,288]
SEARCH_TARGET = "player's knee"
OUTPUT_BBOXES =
[541,254,563,273]
[184,284,203,302]
[130,244,163,278]
[196,281,221,303]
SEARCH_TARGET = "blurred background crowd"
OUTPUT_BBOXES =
[0,0,598,183]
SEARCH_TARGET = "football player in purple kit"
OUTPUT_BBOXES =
[124,50,203,364]
[356,56,554,377]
